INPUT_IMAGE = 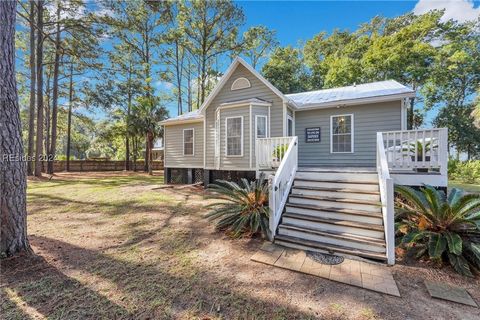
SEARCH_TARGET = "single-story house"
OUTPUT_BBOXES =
[160,57,448,265]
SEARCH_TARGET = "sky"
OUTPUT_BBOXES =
[30,0,479,123]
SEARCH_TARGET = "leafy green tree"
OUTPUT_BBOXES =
[131,96,168,175]
[473,89,480,128]
[434,104,480,160]
[239,26,279,69]
[304,29,358,89]
[262,46,309,94]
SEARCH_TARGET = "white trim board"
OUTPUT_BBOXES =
[330,114,354,154]
[182,128,195,156]
[225,116,244,157]
[255,115,268,139]
[162,118,204,126]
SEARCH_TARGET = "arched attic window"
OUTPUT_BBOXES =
[231,77,251,91]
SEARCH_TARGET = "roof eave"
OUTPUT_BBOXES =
[160,118,204,126]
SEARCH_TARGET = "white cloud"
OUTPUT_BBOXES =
[155,81,174,90]
[413,0,480,22]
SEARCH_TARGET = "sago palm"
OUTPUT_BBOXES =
[205,174,270,238]
[395,185,480,276]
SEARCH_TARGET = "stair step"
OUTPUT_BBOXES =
[297,167,376,174]
[294,179,379,192]
[279,224,385,248]
[282,213,384,231]
[292,185,379,195]
[274,235,388,262]
[295,171,378,183]
[291,187,380,202]
[285,203,383,218]
[288,195,381,213]
[295,178,378,185]
[289,194,381,206]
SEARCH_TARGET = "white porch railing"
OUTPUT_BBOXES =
[382,128,448,175]
[376,132,395,265]
[264,136,298,240]
[256,137,295,170]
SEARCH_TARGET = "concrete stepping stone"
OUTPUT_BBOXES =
[425,281,478,307]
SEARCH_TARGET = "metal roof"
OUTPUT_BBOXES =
[159,109,203,124]
[286,80,415,108]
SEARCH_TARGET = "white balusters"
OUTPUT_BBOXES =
[380,128,448,172]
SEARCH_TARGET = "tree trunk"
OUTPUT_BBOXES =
[34,0,44,177]
[47,2,61,174]
[147,131,154,175]
[125,74,132,171]
[144,139,148,172]
[27,0,36,176]
[0,0,31,256]
[133,138,137,172]
[66,62,74,171]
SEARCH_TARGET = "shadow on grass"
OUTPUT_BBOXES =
[2,236,315,319]
[1,253,130,319]
[27,193,171,217]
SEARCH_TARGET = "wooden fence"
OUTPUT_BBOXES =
[40,160,164,172]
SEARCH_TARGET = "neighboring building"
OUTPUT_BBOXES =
[160,57,448,264]
[152,138,164,160]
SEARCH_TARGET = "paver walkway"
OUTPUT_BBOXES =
[251,242,400,297]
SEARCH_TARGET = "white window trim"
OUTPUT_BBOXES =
[225,116,244,157]
[330,114,354,154]
[255,115,268,139]
[183,128,194,156]
[231,77,251,91]
[286,114,293,137]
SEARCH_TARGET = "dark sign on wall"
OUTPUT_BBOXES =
[305,127,321,143]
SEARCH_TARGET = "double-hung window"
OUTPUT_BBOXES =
[255,115,268,139]
[226,116,243,156]
[183,128,194,156]
[331,114,353,153]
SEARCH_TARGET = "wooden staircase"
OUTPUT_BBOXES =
[274,168,387,262]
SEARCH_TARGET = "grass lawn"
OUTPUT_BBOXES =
[1,172,479,319]
[449,181,480,193]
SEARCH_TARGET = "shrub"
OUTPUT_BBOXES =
[449,160,480,184]
[205,173,270,238]
[395,185,480,277]
[272,144,288,161]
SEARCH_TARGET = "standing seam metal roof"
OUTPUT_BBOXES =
[285,80,415,108]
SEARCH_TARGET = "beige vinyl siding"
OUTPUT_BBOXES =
[220,107,250,169]
[295,100,402,167]
[164,122,204,168]
[205,64,285,169]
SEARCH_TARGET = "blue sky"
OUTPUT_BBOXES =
[237,1,416,47]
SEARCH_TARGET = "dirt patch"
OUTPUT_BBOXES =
[2,172,479,319]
